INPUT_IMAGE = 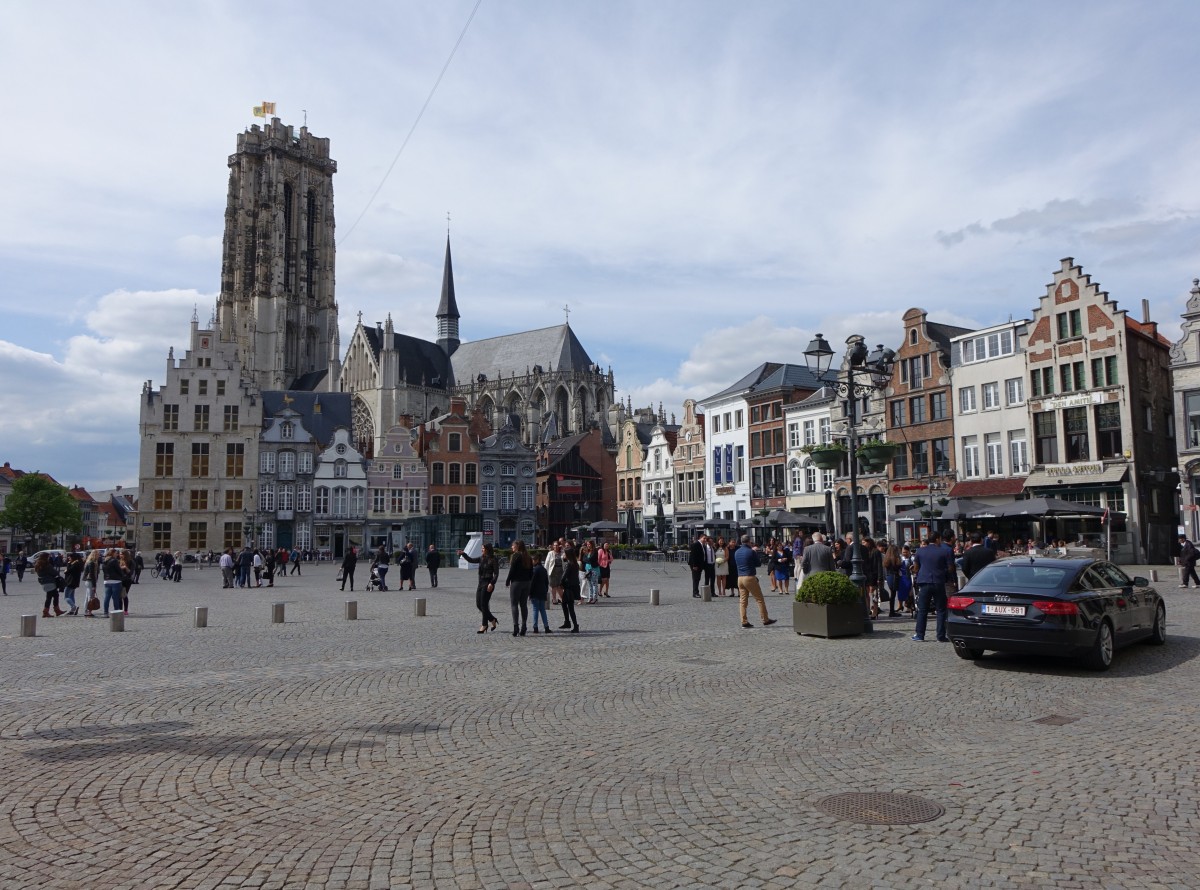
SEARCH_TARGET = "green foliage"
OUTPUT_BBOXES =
[795,570,862,605]
[800,442,847,455]
[0,475,82,538]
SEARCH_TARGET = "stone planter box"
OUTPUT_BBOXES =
[793,600,863,638]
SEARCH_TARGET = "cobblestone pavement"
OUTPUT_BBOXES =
[1,559,1198,889]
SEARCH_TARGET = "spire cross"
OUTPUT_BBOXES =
[563,304,570,323]
[446,211,451,235]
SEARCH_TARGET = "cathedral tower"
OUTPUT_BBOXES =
[217,117,340,391]
[436,236,461,356]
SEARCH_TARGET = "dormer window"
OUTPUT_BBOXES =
[281,421,294,440]
[335,459,348,478]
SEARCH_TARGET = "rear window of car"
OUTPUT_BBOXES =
[971,563,1071,590]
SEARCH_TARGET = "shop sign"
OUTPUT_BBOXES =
[1038,392,1102,412]
[1044,462,1104,476]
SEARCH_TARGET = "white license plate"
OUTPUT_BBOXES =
[982,604,1025,617]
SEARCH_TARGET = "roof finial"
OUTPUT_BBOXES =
[447,210,451,236]
[563,303,570,324]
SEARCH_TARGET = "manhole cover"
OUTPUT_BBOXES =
[1033,714,1079,726]
[815,792,944,825]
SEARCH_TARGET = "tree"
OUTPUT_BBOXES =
[0,475,81,545]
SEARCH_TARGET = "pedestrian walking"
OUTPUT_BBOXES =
[733,535,776,628]
[544,541,565,605]
[35,552,65,618]
[505,540,533,636]
[560,547,581,633]
[801,533,836,575]
[399,542,417,590]
[219,549,235,588]
[425,544,441,588]
[289,547,302,575]
[597,541,613,597]
[82,549,100,616]
[0,553,9,595]
[14,550,27,582]
[372,544,390,590]
[912,532,954,642]
[688,533,706,598]
[62,551,83,615]
[1179,535,1200,588]
[528,559,552,632]
[101,549,124,617]
[339,546,358,591]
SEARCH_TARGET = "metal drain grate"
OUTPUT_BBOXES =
[815,792,944,825]
[1033,714,1080,726]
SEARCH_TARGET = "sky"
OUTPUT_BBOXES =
[3,1,1200,490]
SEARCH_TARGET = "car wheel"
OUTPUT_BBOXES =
[1083,620,1114,671]
[1149,603,1167,646]
[954,643,984,660]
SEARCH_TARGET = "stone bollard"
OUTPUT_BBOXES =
[194,606,208,628]
[649,588,660,606]
[110,612,125,632]
[345,600,358,620]
[702,585,712,602]
[1150,569,1160,582]
[20,615,36,638]
[272,602,285,624]
[414,598,426,617]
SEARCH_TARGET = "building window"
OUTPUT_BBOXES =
[501,484,516,512]
[224,489,244,511]
[618,478,626,501]
[789,461,803,494]
[930,391,947,420]
[1005,378,1024,406]
[216,379,225,396]
[712,416,720,434]
[258,521,274,551]
[278,484,293,511]
[725,411,733,430]
[1056,309,1082,340]
[1031,367,1054,398]
[522,484,534,510]
[465,464,477,485]
[962,331,1014,362]
[191,443,210,477]
[278,451,294,475]
[180,379,189,396]
[819,417,830,444]
[788,423,801,449]
[432,496,445,515]
[910,396,926,424]
[432,463,445,485]
[1009,432,1029,474]
[299,452,313,474]
[408,489,421,512]
[222,522,241,550]
[750,405,760,424]
[449,463,462,485]
[892,448,909,478]
[332,487,348,516]
[962,437,979,478]
[188,522,207,551]
[226,443,244,477]
[802,419,816,446]
[502,463,515,477]
[372,488,386,513]
[735,409,743,427]
[1096,403,1123,457]
[150,522,171,550]
[465,495,477,513]
[959,388,976,414]
[1064,407,1089,461]
[260,451,276,473]
[890,401,905,426]
[933,438,951,473]
[163,404,179,431]
[315,487,329,515]
[982,382,1000,410]
[334,459,348,478]
[154,489,173,510]
[391,464,403,480]
[194,404,210,432]
[1060,361,1086,392]
[449,496,461,514]
[735,445,745,483]
[386,489,401,514]
[911,441,929,476]
[260,483,275,512]
[448,432,461,452]
[985,433,1003,476]
[280,421,293,440]
[198,379,208,397]
[1035,412,1058,464]
[190,489,208,511]
[297,484,311,512]
[223,405,239,432]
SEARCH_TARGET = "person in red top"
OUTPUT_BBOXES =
[596,541,613,598]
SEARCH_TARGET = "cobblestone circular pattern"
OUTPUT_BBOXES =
[815,791,945,825]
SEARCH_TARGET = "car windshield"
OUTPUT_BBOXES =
[969,563,1072,590]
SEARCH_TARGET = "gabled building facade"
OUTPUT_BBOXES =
[478,415,538,548]
[672,399,706,533]
[312,428,368,558]
[365,423,428,552]
[1171,278,1200,540]
[641,419,680,545]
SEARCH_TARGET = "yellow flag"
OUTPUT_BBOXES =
[252,105,265,118]
[262,101,276,115]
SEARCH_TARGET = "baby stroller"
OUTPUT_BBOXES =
[365,564,383,591]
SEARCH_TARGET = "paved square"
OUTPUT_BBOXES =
[1,559,1197,889]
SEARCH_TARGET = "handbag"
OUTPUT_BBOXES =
[86,596,101,612]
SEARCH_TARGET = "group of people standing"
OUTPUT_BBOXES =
[218,546,300,589]
[33,548,137,618]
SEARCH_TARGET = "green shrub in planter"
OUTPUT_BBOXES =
[796,570,862,605]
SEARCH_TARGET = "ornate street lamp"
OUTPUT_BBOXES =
[805,333,896,632]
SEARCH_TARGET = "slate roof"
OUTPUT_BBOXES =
[699,362,783,403]
[261,391,353,447]
[926,321,972,353]
[436,237,459,321]
[750,363,825,393]
[449,324,595,386]
[361,325,453,389]
[289,369,329,392]
[541,431,591,472]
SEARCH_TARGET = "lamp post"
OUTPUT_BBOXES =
[805,333,896,633]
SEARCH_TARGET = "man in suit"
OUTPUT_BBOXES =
[960,533,996,581]
[688,533,706,597]
[801,532,836,575]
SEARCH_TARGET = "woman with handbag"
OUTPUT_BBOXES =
[82,550,101,617]
[35,552,65,618]
[713,536,729,595]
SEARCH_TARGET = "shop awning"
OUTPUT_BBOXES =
[1023,465,1129,489]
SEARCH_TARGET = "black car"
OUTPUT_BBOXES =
[947,556,1165,671]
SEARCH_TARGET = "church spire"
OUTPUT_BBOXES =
[436,234,461,356]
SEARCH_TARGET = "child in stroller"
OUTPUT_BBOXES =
[365,564,383,591]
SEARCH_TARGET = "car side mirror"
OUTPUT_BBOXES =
[1131,576,1149,587]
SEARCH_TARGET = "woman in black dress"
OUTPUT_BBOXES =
[559,547,581,633]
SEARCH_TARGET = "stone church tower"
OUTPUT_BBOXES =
[216,117,340,392]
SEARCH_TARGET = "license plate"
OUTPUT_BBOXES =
[982,604,1025,617]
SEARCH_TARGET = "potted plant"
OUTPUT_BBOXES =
[855,438,898,472]
[794,570,864,638]
[803,442,848,471]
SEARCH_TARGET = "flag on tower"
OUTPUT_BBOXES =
[252,101,277,118]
